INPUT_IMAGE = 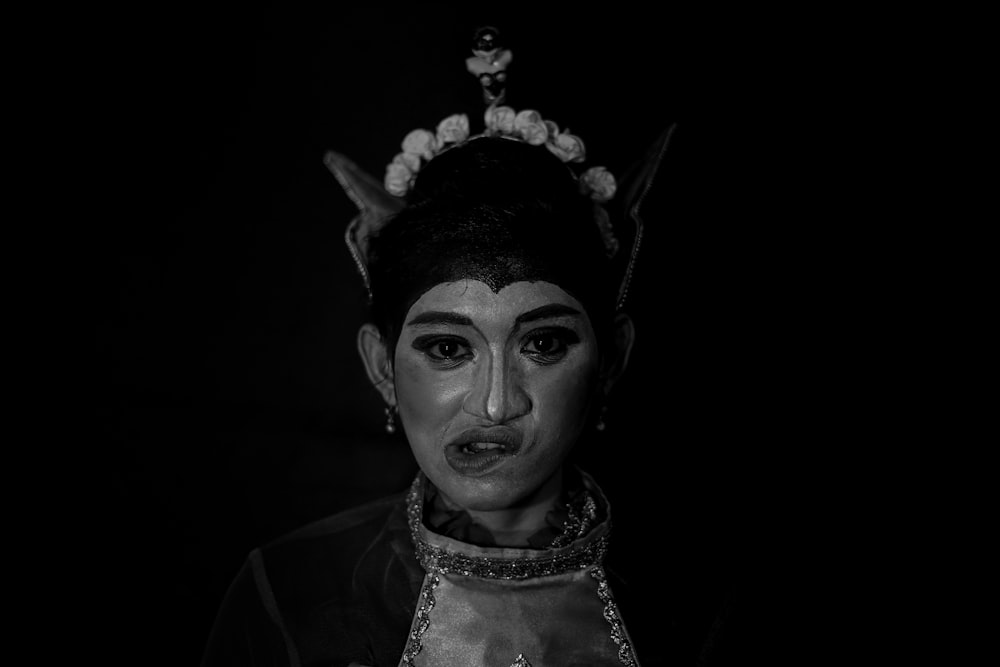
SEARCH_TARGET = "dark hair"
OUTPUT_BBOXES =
[366,136,617,354]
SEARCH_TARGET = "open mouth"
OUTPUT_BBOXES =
[445,430,521,476]
[459,441,508,454]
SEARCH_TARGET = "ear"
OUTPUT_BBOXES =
[601,312,636,396]
[357,323,396,406]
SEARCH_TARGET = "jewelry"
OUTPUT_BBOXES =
[384,405,397,434]
[595,404,608,432]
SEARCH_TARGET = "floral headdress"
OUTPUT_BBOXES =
[383,108,617,204]
[325,26,675,312]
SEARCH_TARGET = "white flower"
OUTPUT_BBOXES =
[393,151,420,173]
[401,129,438,160]
[484,105,516,134]
[546,131,586,163]
[385,161,412,196]
[436,113,470,145]
[513,109,548,145]
[580,166,617,202]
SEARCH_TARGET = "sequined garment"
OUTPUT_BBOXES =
[398,472,640,667]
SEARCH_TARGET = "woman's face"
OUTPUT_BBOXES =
[393,279,601,512]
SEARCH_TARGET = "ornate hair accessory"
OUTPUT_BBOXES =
[383,107,618,204]
[465,25,512,105]
[381,25,619,258]
[325,25,676,312]
[386,25,615,205]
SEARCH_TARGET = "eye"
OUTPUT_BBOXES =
[525,333,560,354]
[413,335,473,366]
[521,328,579,364]
[429,340,464,359]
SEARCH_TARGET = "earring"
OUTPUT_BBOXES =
[595,404,608,432]
[384,405,397,434]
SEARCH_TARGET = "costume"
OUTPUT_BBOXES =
[201,468,735,666]
[202,26,737,667]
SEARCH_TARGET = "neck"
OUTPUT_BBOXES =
[442,469,565,547]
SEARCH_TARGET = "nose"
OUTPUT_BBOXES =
[464,346,531,423]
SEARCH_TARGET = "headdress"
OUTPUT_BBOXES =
[325,26,675,312]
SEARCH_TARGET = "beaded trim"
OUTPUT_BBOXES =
[400,572,440,666]
[406,475,608,580]
[591,567,640,666]
[414,535,609,580]
[548,491,598,549]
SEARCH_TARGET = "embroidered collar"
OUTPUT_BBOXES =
[423,467,600,549]
[406,469,612,580]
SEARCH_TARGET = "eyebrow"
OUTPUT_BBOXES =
[514,304,582,325]
[406,304,582,328]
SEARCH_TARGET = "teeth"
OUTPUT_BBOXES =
[465,442,503,453]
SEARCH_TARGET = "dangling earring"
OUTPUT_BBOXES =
[595,404,608,432]
[384,405,398,434]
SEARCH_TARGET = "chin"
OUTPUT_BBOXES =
[433,472,531,512]
[444,463,563,513]
[455,490,520,513]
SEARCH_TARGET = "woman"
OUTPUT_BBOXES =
[202,37,734,666]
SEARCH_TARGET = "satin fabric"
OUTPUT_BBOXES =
[409,568,626,667]
[400,471,638,666]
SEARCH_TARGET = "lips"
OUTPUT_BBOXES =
[444,427,522,476]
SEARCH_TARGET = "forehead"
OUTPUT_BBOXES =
[407,280,584,320]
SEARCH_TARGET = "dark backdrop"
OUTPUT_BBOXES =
[88,6,778,665]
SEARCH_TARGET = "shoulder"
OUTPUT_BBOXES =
[202,493,418,666]
[255,491,416,605]
[268,491,408,548]
[254,492,424,662]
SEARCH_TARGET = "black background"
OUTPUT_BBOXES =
[84,5,796,665]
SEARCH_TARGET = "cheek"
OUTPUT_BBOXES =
[529,360,599,432]
[393,356,468,434]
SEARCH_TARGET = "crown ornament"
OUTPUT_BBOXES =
[385,25,615,204]
[324,25,676,312]
[381,26,619,260]
[465,25,512,105]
